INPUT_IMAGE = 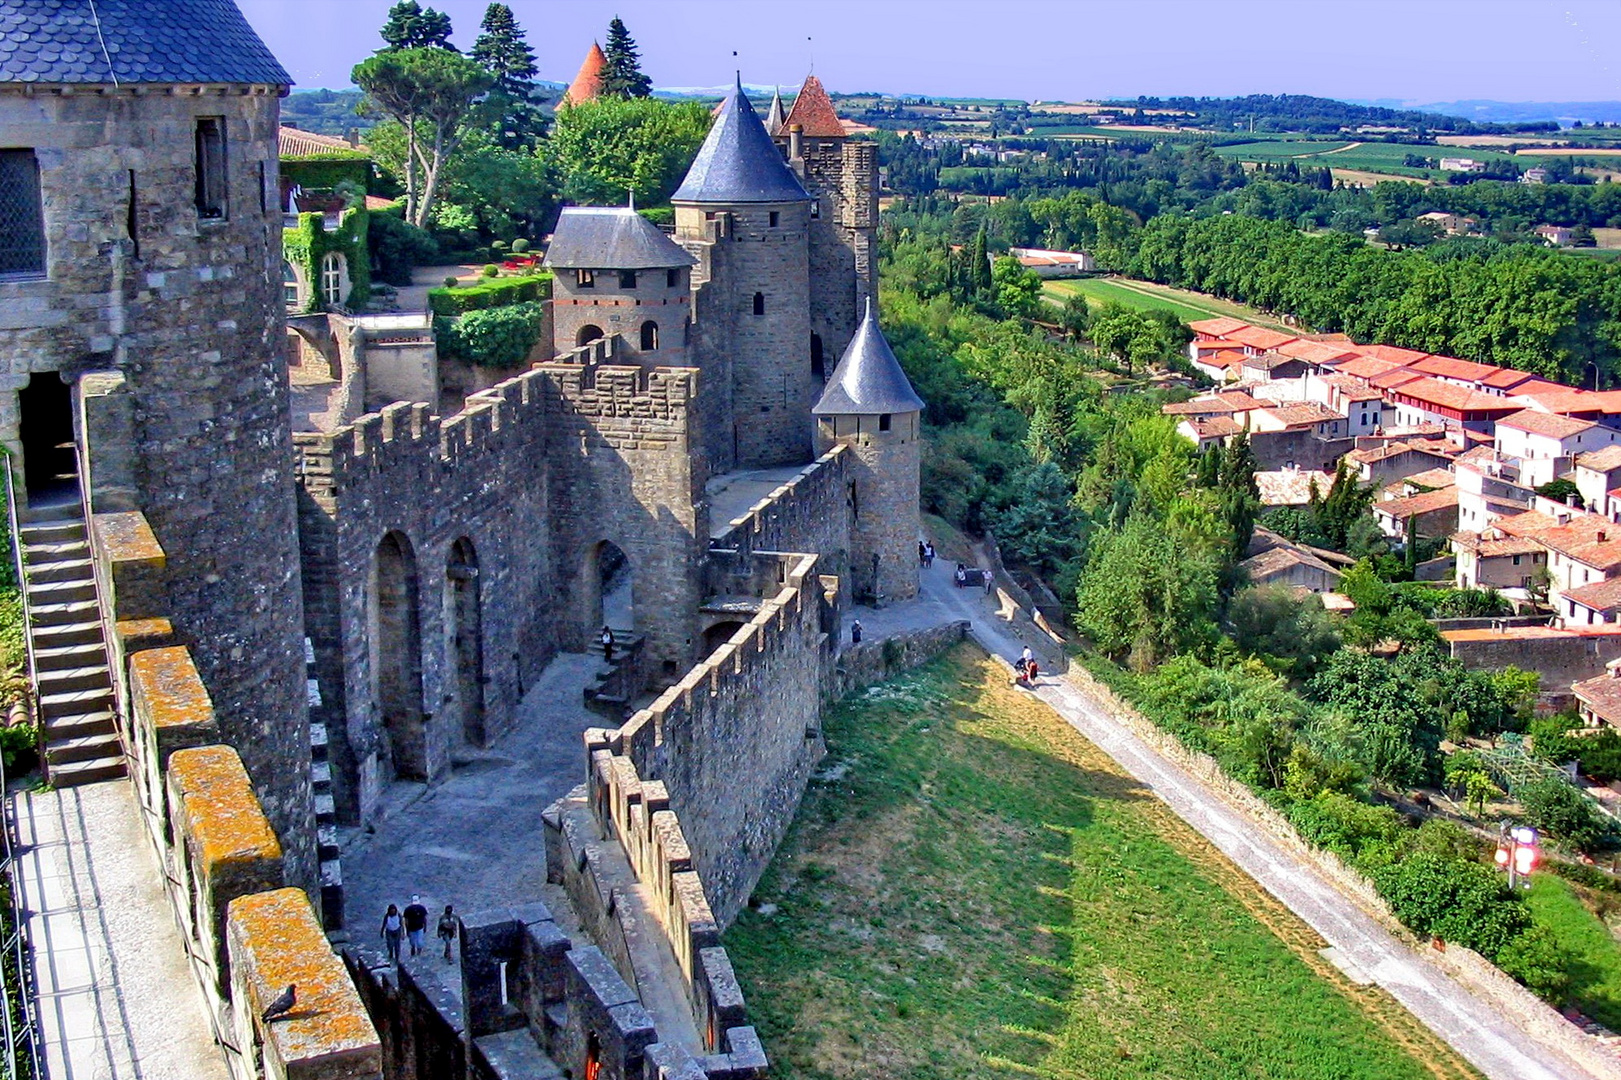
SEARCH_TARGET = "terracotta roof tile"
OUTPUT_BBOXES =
[279,127,364,158]
[784,74,847,138]
[1374,487,1458,520]
[1565,576,1621,614]
[1226,326,1297,350]
[563,42,606,106]
[1410,355,1500,382]
[1573,671,1621,722]
[1353,344,1430,364]
[1497,409,1596,440]
[1188,316,1249,337]
[1577,446,1621,473]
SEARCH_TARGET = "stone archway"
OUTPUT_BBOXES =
[445,537,485,748]
[583,540,634,642]
[373,530,426,780]
[702,620,745,657]
[577,324,604,347]
[17,372,76,504]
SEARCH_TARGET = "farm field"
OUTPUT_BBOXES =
[1044,276,1292,330]
[724,646,1483,1080]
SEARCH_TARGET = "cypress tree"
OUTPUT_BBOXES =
[970,226,992,296]
[599,17,652,99]
[380,0,456,50]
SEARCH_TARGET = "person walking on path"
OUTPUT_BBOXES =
[600,625,615,663]
[437,905,458,962]
[924,542,935,568]
[851,619,863,645]
[381,904,403,965]
[984,569,995,596]
[918,540,927,567]
[403,895,428,957]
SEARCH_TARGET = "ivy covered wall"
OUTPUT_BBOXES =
[283,208,370,314]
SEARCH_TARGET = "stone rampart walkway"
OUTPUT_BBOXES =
[12,779,228,1080]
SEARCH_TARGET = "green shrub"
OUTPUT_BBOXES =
[427,274,551,316]
[482,263,501,278]
[1373,851,1529,958]
[1285,791,1405,864]
[441,301,547,369]
[0,722,38,776]
[1494,925,1572,1003]
[492,240,509,252]
[1518,777,1613,853]
[511,238,530,253]
[366,207,437,287]
[443,276,459,290]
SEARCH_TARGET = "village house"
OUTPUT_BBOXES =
[1574,445,1621,512]
[1451,528,1547,591]
[1521,167,1550,185]
[1008,246,1093,277]
[1535,224,1574,247]
[1562,576,1621,628]
[1345,437,1457,488]
[1494,409,1621,488]
[1573,661,1621,728]
[1496,509,1621,611]
[1373,486,1460,541]
[1439,157,1487,172]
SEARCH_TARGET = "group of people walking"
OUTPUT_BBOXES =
[380,895,460,965]
[917,541,936,568]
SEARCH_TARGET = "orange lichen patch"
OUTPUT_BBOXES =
[116,617,174,651]
[228,889,381,1064]
[169,746,282,869]
[130,646,215,729]
[93,510,166,567]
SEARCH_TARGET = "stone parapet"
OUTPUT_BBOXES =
[227,888,383,1080]
[709,448,848,559]
[129,645,220,834]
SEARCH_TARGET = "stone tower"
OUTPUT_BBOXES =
[777,75,879,371]
[0,0,315,885]
[814,300,924,603]
[673,77,815,472]
[543,205,696,367]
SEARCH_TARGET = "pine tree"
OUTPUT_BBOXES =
[380,0,456,50]
[599,17,652,99]
[470,4,536,97]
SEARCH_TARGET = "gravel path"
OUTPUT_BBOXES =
[909,554,1610,1080]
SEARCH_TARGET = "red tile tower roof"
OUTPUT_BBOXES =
[563,42,606,106]
[784,74,846,138]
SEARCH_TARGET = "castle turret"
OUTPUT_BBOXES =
[814,300,924,602]
[562,41,606,106]
[672,76,814,471]
[776,74,878,369]
[543,205,696,365]
[765,87,786,136]
[0,0,314,883]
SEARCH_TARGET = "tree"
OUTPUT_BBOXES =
[969,226,992,296]
[1059,293,1091,340]
[353,48,493,228]
[599,17,652,99]
[469,3,543,148]
[545,96,711,206]
[380,0,455,50]
[1517,777,1612,853]
[991,462,1077,580]
[1076,510,1219,668]
[991,255,1043,318]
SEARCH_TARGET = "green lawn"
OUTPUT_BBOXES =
[1210,138,1523,180]
[1525,875,1621,1030]
[1044,276,1291,330]
[725,646,1481,1080]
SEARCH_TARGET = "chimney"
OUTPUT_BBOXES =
[1601,530,1609,542]
[1567,493,1578,507]
[789,123,803,162]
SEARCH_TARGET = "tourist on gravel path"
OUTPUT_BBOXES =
[381,904,403,965]
[851,619,862,645]
[404,896,429,957]
[438,905,458,961]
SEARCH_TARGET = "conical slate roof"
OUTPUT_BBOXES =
[563,41,605,106]
[0,0,290,86]
[543,206,695,270]
[765,87,785,136]
[784,74,846,138]
[814,299,925,416]
[671,76,809,205]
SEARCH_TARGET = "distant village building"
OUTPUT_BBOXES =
[1520,167,1550,185]
[1439,157,1487,173]
[1573,661,1621,728]
[1535,224,1574,247]
[562,41,607,106]
[1008,247,1094,278]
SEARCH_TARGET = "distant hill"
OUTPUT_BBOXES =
[1099,94,1552,135]
[1402,100,1621,126]
[281,88,369,136]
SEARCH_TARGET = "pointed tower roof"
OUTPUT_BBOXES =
[563,41,606,106]
[814,300,925,416]
[671,76,810,204]
[784,74,846,138]
[766,87,786,136]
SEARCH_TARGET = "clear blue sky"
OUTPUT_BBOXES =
[236,0,1621,105]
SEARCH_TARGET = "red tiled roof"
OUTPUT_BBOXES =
[1374,487,1459,520]
[1321,375,1384,401]
[1479,367,1542,391]
[1576,446,1621,473]
[1450,529,1544,558]
[1226,326,1298,350]
[1161,391,1273,416]
[1499,510,1621,571]
[564,42,607,106]
[279,127,364,157]
[1410,355,1500,383]
[1184,416,1243,439]
[784,74,847,138]
[1497,409,1595,440]
[1334,355,1404,380]
[1277,339,1359,364]
[1369,368,1424,390]
[1353,344,1430,364]
[1573,671,1621,722]
[1565,576,1621,615]
[1391,377,1519,415]
[1189,316,1250,337]
[1263,402,1344,428]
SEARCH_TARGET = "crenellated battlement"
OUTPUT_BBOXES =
[711,446,848,556]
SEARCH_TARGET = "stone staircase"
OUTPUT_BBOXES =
[18,503,125,786]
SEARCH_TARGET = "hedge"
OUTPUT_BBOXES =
[436,301,547,369]
[428,273,552,316]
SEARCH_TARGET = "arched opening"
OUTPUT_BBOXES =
[703,620,745,657]
[373,531,426,781]
[283,260,304,312]
[752,292,765,316]
[18,373,76,504]
[320,251,347,307]
[810,333,824,381]
[639,320,658,351]
[577,324,604,346]
[585,540,634,646]
[445,537,485,748]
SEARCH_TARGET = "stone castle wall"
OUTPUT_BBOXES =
[550,266,691,369]
[820,413,922,602]
[710,445,850,565]
[0,85,315,887]
[792,137,878,365]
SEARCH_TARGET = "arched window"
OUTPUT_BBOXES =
[752,292,765,316]
[320,251,345,306]
[577,324,604,346]
[283,260,302,311]
[640,320,658,350]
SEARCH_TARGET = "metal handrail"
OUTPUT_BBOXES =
[2,462,37,732]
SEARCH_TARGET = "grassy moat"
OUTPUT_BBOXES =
[724,645,1482,1079]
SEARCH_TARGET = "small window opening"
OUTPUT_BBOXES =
[879,413,892,432]
[0,150,46,276]
[811,333,825,380]
[321,251,344,306]
[258,160,267,216]
[640,320,658,350]
[619,270,637,289]
[126,170,139,260]
[769,210,779,227]
[577,269,595,288]
[666,267,680,288]
[811,199,821,219]
[194,116,227,219]
[752,292,765,316]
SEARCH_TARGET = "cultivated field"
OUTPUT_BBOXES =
[725,647,1483,1080]
[1044,276,1292,330]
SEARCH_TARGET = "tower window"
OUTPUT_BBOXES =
[811,333,825,380]
[194,116,228,219]
[126,170,140,260]
[577,269,595,288]
[640,320,658,350]
[321,251,346,306]
[753,292,765,316]
[666,267,680,288]
[0,150,46,277]
[811,199,821,219]
[619,270,637,289]
[769,211,779,228]
[879,414,892,432]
